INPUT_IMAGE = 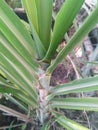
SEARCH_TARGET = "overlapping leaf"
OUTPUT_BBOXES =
[0,0,39,107]
[53,111,89,130]
[44,0,84,62]
[47,4,98,73]
[22,0,38,33]
[0,76,19,94]
[36,0,53,50]
[22,0,46,59]
[0,0,38,65]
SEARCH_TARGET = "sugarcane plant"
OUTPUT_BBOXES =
[0,0,98,129]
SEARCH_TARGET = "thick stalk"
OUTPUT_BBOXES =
[38,70,50,124]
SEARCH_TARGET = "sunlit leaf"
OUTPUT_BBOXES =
[47,4,98,73]
[22,0,38,33]
[22,0,46,59]
[48,76,98,99]
[51,98,98,111]
[36,0,53,50]
[0,0,39,70]
[44,0,84,62]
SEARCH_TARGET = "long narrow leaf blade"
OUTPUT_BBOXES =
[0,66,38,107]
[29,21,46,59]
[0,0,38,68]
[44,0,84,61]
[0,55,38,105]
[47,4,98,73]
[0,82,19,94]
[0,0,39,106]
[3,93,28,112]
[16,92,38,108]
[22,0,38,33]
[0,41,38,94]
[0,46,38,105]
[49,76,98,98]
[0,75,20,93]
[0,32,38,76]
[53,111,89,130]
[36,0,53,50]
[51,98,98,111]
[22,0,46,59]
[0,73,38,108]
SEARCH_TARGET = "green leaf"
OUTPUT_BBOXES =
[21,20,31,34]
[0,0,39,70]
[48,76,98,99]
[0,38,38,93]
[9,121,15,130]
[0,65,38,107]
[0,55,38,105]
[85,61,98,65]
[44,0,84,61]
[0,82,19,94]
[0,75,35,108]
[0,70,6,78]
[29,21,46,59]
[22,0,38,33]
[0,45,38,106]
[16,92,37,108]
[41,121,50,130]
[0,20,36,67]
[0,76,19,94]
[3,93,28,112]
[36,0,53,50]
[21,124,27,130]
[22,0,46,59]
[51,98,98,111]
[53,111,89,130]
[47,4,98,73]
[0,32,38,77]
[0,0,39,106]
